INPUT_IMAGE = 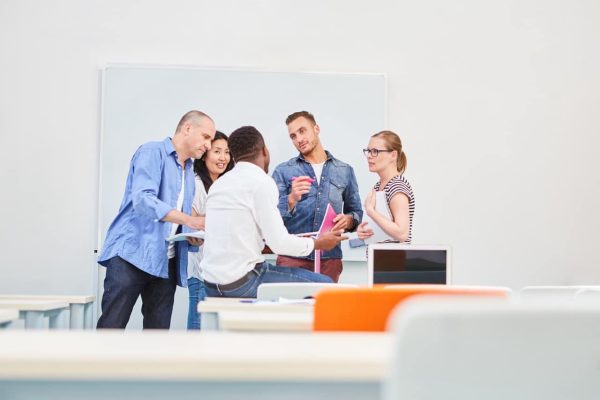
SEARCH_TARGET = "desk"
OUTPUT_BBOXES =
[0,331,390,400]
[198,297,314,332]
[0,295,95,329]
[218,310,312,332]
[0,309,19,328]
[0,299,69,329]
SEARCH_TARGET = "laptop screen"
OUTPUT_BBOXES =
[368,244,450,286]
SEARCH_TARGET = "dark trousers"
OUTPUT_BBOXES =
[97,256,177,329]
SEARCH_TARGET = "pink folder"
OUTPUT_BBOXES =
[318,203,337,235]
[314,203,337,274]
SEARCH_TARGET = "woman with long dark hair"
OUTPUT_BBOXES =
[187,131,234,329]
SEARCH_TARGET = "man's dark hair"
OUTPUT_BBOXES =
[285,111,317,126]
[228,126,265,162]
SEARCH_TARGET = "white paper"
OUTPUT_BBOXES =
[277,297,316,305]
[166,230,205,242]
[294,231,319,237]
[240,298,315,305]
[363,191,394,244]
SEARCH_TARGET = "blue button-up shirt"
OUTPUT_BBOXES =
[271,151,363,261]
[98,137,195,287]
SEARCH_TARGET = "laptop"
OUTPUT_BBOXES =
[367,243,451,286]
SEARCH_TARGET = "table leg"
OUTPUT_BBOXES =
[48,309,67,329]
[83,302,94,329]
[200,312,220,330]
[70,304,85,329]
[24,310,45,329]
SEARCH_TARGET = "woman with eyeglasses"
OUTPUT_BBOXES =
[187,131,235,330]
[357,130,415,243]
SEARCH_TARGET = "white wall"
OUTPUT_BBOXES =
[1,0,599,324]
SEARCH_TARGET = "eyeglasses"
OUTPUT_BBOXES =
[362,148,394,157]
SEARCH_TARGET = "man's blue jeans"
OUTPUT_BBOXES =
[97,256,177,329]
[204,261,333,298]
[187,277,206,330]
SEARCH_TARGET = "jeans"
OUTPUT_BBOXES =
[204,261,333,298]
[97,256,177,329]
[187,277,206,330]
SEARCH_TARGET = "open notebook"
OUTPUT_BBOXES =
[314,203,337,274]
[292,203,337,274]
[167,230,205,242]
[295,203,337,237]
[318,203,337,235]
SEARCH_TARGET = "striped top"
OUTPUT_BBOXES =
[373,174,415,243]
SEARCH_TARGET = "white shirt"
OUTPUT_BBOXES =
[187,176,208,280]
[200,162,314,284]
[167,167,185,259]
[311,161,325,185]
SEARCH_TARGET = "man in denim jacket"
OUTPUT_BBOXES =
[272,111,363,282]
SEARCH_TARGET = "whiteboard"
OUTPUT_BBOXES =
[99,66,386,264]
[98,66,385,329]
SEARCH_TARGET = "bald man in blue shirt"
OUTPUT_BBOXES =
[97,110,216,329]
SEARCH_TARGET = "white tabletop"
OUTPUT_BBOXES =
[0,299,70,312]
[0,295,95,304]
[218,310,312,332]
[199,297,315,332]
[0,331,391,381]
[198,297,314,314]
[0,309,19,324]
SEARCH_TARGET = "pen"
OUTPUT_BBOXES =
[291,176,316,183]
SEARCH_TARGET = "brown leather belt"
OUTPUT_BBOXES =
[204,265,261,291]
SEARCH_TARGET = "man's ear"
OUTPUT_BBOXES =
[182,122,192,136]
[314,124,320,135]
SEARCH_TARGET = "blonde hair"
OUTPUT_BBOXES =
[372,130,407,174]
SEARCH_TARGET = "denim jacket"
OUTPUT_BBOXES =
[271,151,363,261]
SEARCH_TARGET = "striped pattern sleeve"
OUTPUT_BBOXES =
[384,176,412,204]
[374,175,415,244]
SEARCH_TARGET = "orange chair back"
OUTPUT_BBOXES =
[312,285,509,332]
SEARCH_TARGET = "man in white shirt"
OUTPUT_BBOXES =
[200,126,346,297]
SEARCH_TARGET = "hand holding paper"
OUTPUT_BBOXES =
[310,203,347,274]
[364,189,377,215]
[187,237,203,246]
[313,229,347,250]
[362,191,393,244]
[356,221,374,240]
[315,204,347,253]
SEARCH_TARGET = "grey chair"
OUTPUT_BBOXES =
[384,296,600,400]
